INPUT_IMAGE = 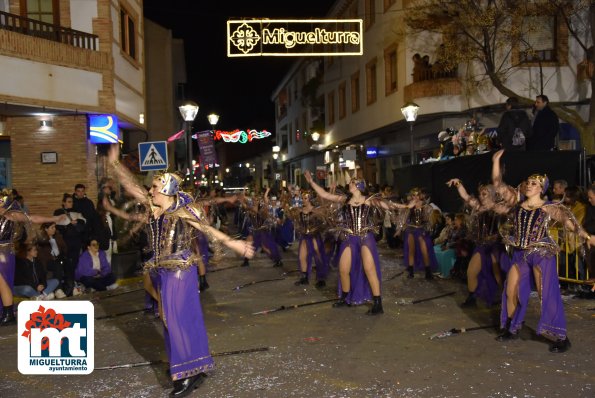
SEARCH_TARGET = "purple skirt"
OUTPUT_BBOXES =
[252,230,281,262]
[297,234,329,281]
[337,233,381,305]
[500,250,566,340]
[196,232,210,269]
[403,228,438,271]
[156,265,214,380]
[0,243,15,316]
[473,244,502,307]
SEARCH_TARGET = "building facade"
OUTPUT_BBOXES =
[0,0,145,214]
[271,0,590,191]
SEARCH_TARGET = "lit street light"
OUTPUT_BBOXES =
[207,113,219,186]
[401,101,420,166]
[179,100,199,188]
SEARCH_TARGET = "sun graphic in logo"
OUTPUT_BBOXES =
[230,23,260,54]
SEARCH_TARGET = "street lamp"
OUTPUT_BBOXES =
[179,100,199,187]
[272,145,280,160]
[311,131,320,142]
[401,101,420,165]
[206,113,219,186]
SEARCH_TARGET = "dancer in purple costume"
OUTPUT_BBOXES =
[107,145,254,397]
[0,196,65,326]
[447,179,507,307]
[285,191,329,287]
[403,188,439,279]
[491,150,595,353]
[304,170,410,314]
[239,187,282,267]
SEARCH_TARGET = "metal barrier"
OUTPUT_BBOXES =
[554,228,591,284]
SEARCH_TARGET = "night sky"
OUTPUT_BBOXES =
[143,0,337,133]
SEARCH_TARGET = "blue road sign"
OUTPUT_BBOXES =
[138,141,168,171]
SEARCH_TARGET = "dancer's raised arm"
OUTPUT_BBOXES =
[304,170,344,203]
[108,144,149,204]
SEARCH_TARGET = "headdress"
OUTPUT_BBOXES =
[409,187,422,196]
[527,173,549,195]
[154,172,181,196]
[351,179,366,192]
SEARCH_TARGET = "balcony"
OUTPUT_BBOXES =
[0,11,98,50]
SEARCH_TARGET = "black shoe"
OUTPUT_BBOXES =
[0,306,15,326]
[273,260,283,267]
[315,280,326,288]
[241,258,249,267]
[170,373,206,397]
[460,294,476,308]
[332,299,350,308]
[366,296,384,315]
[549,337,571,353]
[294,277,309,286]
[495,329,518,342]
[199,276,209,292]
[425,268,433,280]
[407,266,414,279]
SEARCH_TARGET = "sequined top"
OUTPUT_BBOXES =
[470,210,503,245]
[287,207,324,236]
[144,198,206,270]
[337,204,377,237]
[504,207,556,253]
[406,205,433,230]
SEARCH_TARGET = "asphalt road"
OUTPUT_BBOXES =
[1,242,594,397]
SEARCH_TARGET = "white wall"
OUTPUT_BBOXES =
[69,0,98,34]
[0,55,101,106]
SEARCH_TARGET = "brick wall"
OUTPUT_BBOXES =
[8,115,99,216]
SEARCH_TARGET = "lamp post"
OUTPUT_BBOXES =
[207,113,220,187]
[401,101,420,166]
[179,100,199,188]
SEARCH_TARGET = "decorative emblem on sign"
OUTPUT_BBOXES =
[230,23,261,54]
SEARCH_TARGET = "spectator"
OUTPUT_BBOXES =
[36,222,68,298]
[96,194,117,263]
[526,94,559,151]
[496,97,531,151]
[72,183,98,241]
[53,193,86,296]
[552,179,568,201]
[381,185,399,248]
[75,239,118,291]
[584,185,595,286]
[14,243,61,300]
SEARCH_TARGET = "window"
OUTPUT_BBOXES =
[21,0,59,25]
[120,4,137,60]
[384,44,398,95]
[366,58,377,105]
[520,15,557,62]
[327,91,335,126]
[351,71,360,113]
[288,122,293,145]
[338,82,346,120]
[365,0,376,30]
[384,0,396,12]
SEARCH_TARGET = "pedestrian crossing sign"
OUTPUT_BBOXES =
[138,141,168,171]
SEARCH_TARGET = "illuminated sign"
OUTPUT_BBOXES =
[212,130,272,143]
[227,19,363,57]
[88,114,120,144]
[366,147,378,158]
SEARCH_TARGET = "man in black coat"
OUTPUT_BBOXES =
[497,97,531,150]
[526,94,559,151]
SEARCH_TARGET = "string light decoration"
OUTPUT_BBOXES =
[213,129,271,143]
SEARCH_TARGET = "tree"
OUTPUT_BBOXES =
[405,0,595,152]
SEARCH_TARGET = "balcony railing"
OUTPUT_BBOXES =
[0,11,98,50]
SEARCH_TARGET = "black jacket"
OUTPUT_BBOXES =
[497,109,531,150]
[15,257,47,289]
[526,106,559,151]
